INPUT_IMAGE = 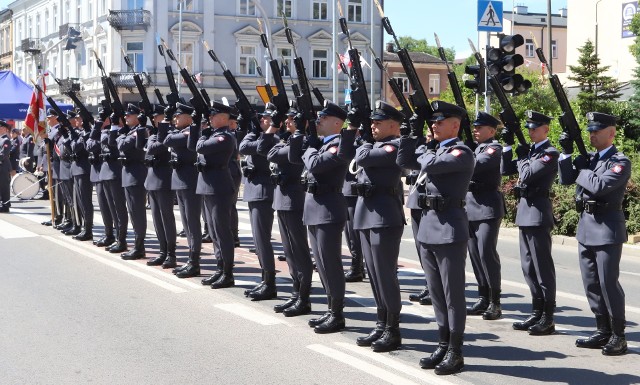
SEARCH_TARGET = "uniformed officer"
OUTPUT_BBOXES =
[35,129,50,201]
[190,101,237,288]
[466,112,505,320]
[0,120,11,212]
[19,128,35,173]
[86,107,115,247]
[351,101,405,352]
[9,127,20,177]
[502,110,559,336]
[144,104,177,268]
[239,102,277,300]
[57,111,80,236]
[164,103,202,275]
[257,102,313,316]
[399,101,474,375]
[289,101,355,334]
[228,108,243,248]
[342,121,365,284]
[558,112,630,356]
[68,110,94,241]
[41,109,67,227]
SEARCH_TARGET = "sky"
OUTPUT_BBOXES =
[0,0,568,59]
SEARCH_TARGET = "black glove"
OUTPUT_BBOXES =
[425,139,439,150]
[201,126,212,137]
[43,138,50,145]
[400,121,411,136]
[294,113,307,135]
[191,110,202,125]
[501,128,515,146]
[237,114,250,132]
[99,108,112,122]
[409,114,425,138]
[59,126,69,138]
[109,112,121,126]
[573,154,590,170]
[515,143,531,159]
[164,105,176,119]
[306,135,322,150]
[347,108,362,128]
[270,110,285,128]
[464,139,478,152]
[137,113,148,127]
[118,125,131,135]
[558,132,573,154]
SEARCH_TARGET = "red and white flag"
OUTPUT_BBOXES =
[24,73,47,140]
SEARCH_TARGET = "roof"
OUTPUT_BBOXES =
[504,11,567,28]
[383,51,445,65]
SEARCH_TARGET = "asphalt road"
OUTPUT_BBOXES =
[1,197,639,385]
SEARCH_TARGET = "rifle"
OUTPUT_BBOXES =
[202,40,261,131]
[282,14,318,138]
[281,60,302,98]
[92,49,125,121]
[374,0,433,133]
[255,59,275,101]
[157,36,182,106]
[434,33,473,142]
[257,18,289,116]
[532,34,587,157]
[468,39,527,145]
[32,81,73,130]
[368,45,412,123]
[121,47,153,118]
[53,77,94,126]
[161,38,209,118]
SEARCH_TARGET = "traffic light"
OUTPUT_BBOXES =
[487,34,531,95]
[464,64,485,94]
[64,27,81,50]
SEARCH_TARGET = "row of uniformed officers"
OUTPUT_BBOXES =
[34,95,630,375]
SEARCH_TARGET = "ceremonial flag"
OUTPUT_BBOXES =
[24,74,47,140]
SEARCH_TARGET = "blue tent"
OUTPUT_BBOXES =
[0,70,73,120]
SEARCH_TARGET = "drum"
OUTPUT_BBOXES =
[10,172,41,200]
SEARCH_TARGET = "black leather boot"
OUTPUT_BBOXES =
[275,280,299,313]
[73,227,93,241]
[308,295,332,327]
[420,327,450,369]
[314,297,345,334]
[419,291,432,305]
[245,270,266,297]
[147,251,167,266]
[356,308,386,347]
[250,271,277,301]
[513,298,543,331]
[467,285,489,315]
[344,255,364,282]
[528,302,555,335]
[482,288,502,320]
[371,311,401,352]
[211,267,234,289]
[576,314,611,349]
[434,332,464,375]
[602,318,627,356]
[121,237,145,260]
[409,286,429,302]
[162,246,177,269]
[176,251,201,278]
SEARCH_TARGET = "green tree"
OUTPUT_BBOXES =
[392,36,455,62]
[624,13,640,141]
[568,40,622,114]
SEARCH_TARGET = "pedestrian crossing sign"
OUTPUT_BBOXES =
[478,0,503,32]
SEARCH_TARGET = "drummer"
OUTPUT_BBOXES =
[0,120,11,212]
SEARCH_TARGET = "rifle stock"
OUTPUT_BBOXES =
[55,78,94,125]
[93,50,125,119]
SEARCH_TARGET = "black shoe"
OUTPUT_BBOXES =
[211,273,235,289]
[0,206,9,213]
[274,295,298,313]
[202,234,212,243]
[108,242,128,254]
[244,282,265,297]
[602,334,628,356]
[162,253,177,269]
[249,272,276,301]
[282,298,312,317]
[371,313,401,352]
[95,236,115,247]
[308,311,331,327]
[513,311,542,331]
[249,247,257,253]
[277,255,286,262]
[528,314,555,336]
[146,253,167,266]
[41,220,52,226]
[176,263,200,278]
[420,343,449,369]
[178,229,186,237]
[434,349,464,375]
[419,294,432,305]
[314,312,345,334]
[482,302,502,320]
[344,268,364,282]
[63,226,81,236]
[234,240,241,248]
[467,297,489,315]
[173,264,189,275]
[121,248,146,260]
[55,221,71,230]
[202,271,224,285]
[576,315,612,349]
[409,287,429,302]
[356,325,385,347]
[73,230,93,241]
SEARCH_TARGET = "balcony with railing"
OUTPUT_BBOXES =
[107,10,151,31]
[20,38,41,54]
[110,72,151,89]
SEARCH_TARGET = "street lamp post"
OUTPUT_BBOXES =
[252,0,271,85]
[595,0,603,97]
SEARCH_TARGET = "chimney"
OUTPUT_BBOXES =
[514,5,528,14]
[559,8,567,18]
[386,42,395,53]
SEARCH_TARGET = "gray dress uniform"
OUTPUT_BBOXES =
[466,122,505,319]
[69,126,94,240]
[0,130,10,212]
[102,124,129,252]
[19,133,35,172]
[145,123,177,263]
[57,126,80,233]
[48,123,66,225]
[258,131,313,314]
[343,135,364,282]
[558,112,630,355]
[86,121,114,244]
[229,126,243,245]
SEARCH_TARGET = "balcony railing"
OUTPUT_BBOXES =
[58,23,80,39]
[107,10,151,31]
[20,38,41,54]
[110,72,151,89]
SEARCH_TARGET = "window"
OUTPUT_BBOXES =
[44,10,49,35]
[525,39,534,58]
[100,0,106,15]
[177,0,195,11]
[88,0,93,20]
[64,52,70,77]
[239,45,256,75]
[347,0,363,23]
[551,40,558,59]
[76,3,81,23]
[36,14,40,38]
[126,41,144,72]
[277,47,293,78]
[239,0,255,16]
[312,49,328,78]
[50,54,57,78]
[100,43,107,71]
[128,0,144,9]
[53,6,57,31]
[179,42,193,72]
[429,74,440,95]
[28,17,32,38]
[65,0,70,23]
[313,0,328,20]
[276,0,292,18]
[17,21,21,42]
[394,74,409,93]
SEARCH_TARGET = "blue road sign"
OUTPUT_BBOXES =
[478,0,503,32]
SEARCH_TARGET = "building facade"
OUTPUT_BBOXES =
[0,8,12,71]
[8,0,383,111]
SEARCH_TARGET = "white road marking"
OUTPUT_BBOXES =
[215,303,291,326]
[307,344,422,385]
[44,235,188,294]
[0,218,38,238]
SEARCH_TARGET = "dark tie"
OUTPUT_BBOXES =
[529,145,536,157]
[590,153,600,169]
